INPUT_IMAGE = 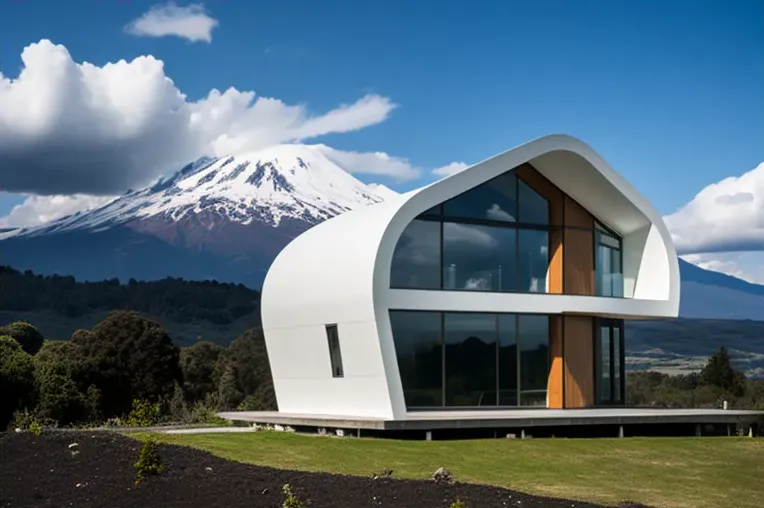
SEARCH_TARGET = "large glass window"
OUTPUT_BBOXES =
[443,172,517,222]
[595,225,623,297]
[518,315,550,406]
[390,219,441,289]
[442,223,516,291]
[518,229,549,293]
[498,314,518,406]
[390,311,551,409]
[389,166,625,298]
[389,311,443,407]
[444,313,497,406]
[518,180,549,225]
[596,319,625,405]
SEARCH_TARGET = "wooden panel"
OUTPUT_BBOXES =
[563,195,594,295]
[563,228,593,295]
[517,164,564,294]
[563,316,594,408]
[546,315,564,409]
[564,196,593,229]
[548,229,563,294]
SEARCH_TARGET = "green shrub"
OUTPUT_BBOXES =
[282,483,306,508]
[28,421,42,436]
[0,336,37,429]
[0,322,44,355]
[134,438,165,485]
[126,399,162,427]
[450,499,467,508]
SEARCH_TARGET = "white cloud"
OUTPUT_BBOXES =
[682,252,764,285]
[0,40,401,197]
[664,162,764,254]
[0,194,115,228]
[314,144,419,181]
[432,161,469,177]
[125,2,219,43]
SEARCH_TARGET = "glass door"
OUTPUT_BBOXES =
[596,320,624,405]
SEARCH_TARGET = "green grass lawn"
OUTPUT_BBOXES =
[144,432,764,508]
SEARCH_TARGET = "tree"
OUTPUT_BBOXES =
[35,373,92,425]
[179,341,224,403]
[700,347,745,396]
[213,328,276,411]
[0,322,44,355]
[0,336,36,428]
[73,311,182,417]
[32,340,98,425]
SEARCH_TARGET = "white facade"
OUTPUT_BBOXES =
[261,134,680,420]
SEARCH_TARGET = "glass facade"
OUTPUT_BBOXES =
[391,167,625,297]
[390,219,441,290]
[595,319,625,405]
[390,310,550,409]
[388,311,442,407]
[595,224,624,297]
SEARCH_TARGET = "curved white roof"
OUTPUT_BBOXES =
[261,134,680,418]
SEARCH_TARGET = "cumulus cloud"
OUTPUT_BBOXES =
[125,2,219,43]
[0,194,115,228]
[432,161,469,177]
[664,162,764,254]
[314,144,420,181]
[0,40,400,197]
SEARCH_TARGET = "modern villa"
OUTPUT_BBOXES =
[232,134,759,435]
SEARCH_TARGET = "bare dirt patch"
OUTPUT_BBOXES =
[0,431,649,508]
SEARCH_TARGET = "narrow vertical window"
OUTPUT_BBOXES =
[325,324,344,378]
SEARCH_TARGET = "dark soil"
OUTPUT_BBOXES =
[0,431,647,508]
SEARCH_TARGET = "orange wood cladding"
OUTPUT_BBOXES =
[546,316,564,409]
[517,165,598,409]
[563,316,595,408]
[563,196,595,295]
[516,164,564,294]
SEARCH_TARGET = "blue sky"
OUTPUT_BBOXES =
[0,0,762,280]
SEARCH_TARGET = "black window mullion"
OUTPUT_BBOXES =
[440,312,445,407]
[439,220,444,289]
[515,314,521,406]
[495,314,500,406]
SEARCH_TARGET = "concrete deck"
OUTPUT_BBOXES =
[218,408,763,431]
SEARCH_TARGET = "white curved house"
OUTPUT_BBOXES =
[261,134,680,422]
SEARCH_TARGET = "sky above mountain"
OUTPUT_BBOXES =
[0,0,762,282]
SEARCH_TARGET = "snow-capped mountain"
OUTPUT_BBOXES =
[0,144,398,287]
[4,144,396,239]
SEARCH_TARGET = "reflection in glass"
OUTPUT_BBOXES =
[443,172,517,222]
[518,229,549,293]
[389,311,443,407]
[518,315,549,406]
[442,222,516,291]
[390,311,551,409]
[390,219,441,289]
[518,180,549,225]
[599,325,612,402]
[444,313,497,406]
[595,229,623,297]
[613,326,621,403]
[498,314,518,406]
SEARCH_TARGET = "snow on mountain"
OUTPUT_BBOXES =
[5,144,399,239]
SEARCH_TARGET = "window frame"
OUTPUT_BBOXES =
[325,324,344,378]
[390,309,552,410]
[389,167,626,299]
